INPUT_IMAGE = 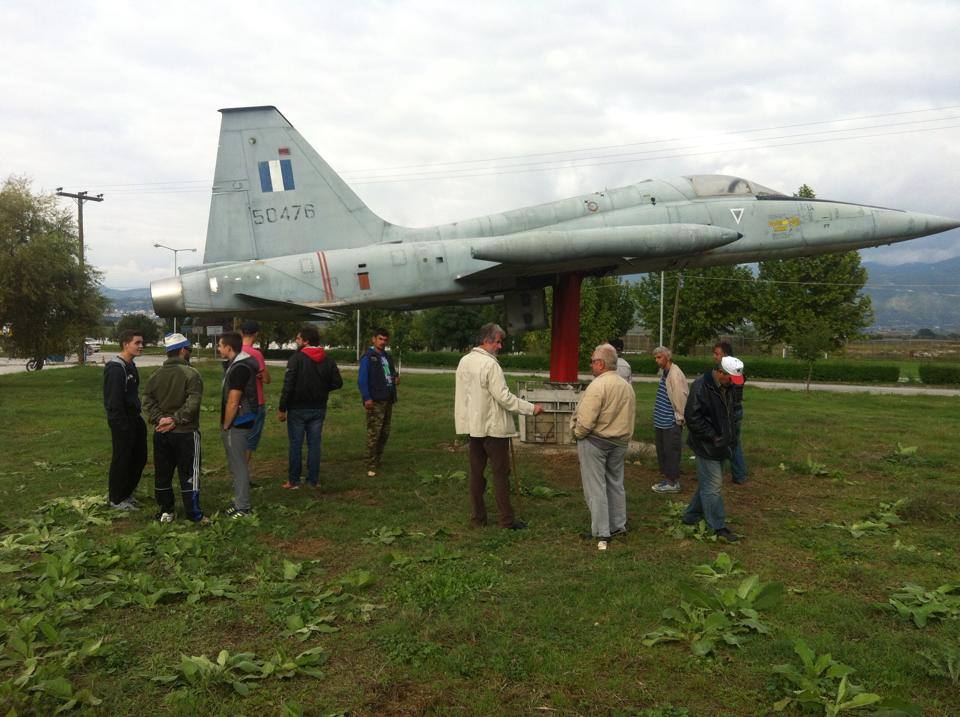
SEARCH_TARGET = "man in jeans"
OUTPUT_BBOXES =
[572,343,636,551]
[651,346,688,494]
[218,331,260,518]
[683,356,745,542]
[278,325,343,489]
[103,329,147,510]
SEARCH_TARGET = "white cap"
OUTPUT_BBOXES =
[720,355,745,385]
[163,332,191,351]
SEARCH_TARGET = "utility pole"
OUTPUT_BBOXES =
[56,188,103,366]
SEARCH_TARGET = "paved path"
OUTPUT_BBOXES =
[2,355,957,397]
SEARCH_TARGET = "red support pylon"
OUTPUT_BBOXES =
[549,273,583,382]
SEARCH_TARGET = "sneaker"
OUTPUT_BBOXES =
[714,527,741,543]
[507,521,527,530]
[610,526,628,538]
[732,477,747,485]
[281,481,300,490]
[192,516,211,526]
[109,500,136,511]
[597,540,609,551]
[125,496,141,508]
[367,470,376,477]
[155,512,175,523]
[652,480,681,493]
[225,506,252,519]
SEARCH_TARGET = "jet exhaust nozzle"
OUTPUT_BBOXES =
[151,277,186,317]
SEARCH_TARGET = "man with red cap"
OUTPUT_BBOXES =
[682,355,745,542]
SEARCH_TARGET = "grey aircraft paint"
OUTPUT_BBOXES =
[151,106,960,321]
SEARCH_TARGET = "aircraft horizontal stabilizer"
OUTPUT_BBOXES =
[469,224,740,264]
[234,292,345,320]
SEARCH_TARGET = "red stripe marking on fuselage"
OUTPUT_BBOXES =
[316,251,334,301]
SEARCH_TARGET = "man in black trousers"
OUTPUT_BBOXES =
[103,329,147,510]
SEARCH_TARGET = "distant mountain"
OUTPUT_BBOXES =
[863,257,960,332]
[101,287,153,316]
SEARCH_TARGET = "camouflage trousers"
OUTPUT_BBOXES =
[365,401,394,471]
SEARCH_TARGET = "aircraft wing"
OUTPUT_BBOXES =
[455,224,740,282]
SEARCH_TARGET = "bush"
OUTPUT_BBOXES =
[918,363,960,385]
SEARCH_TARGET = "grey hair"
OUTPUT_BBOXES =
[652,346,672,360]
[479,323,505,344]
[592,343,618,370]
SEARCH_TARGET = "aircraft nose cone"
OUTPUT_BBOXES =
[874,210,960,241]
[919,213,960,235]
[151,277,185,317]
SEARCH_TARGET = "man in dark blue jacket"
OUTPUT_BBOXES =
[682,356,745,542]
[357,328,398,477]
[103,329,147,510]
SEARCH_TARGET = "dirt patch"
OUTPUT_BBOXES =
[259,532,333,557]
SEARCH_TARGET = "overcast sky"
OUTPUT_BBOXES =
[2,0,958,288]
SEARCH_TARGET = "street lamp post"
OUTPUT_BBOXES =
[153,244,196,334]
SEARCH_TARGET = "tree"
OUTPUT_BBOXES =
[790,321,834,392]
[0,176,106,361]
[113,314,162,346]
[752,185,873,352]
[635,266,756,354]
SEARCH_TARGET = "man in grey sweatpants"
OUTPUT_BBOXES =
[572,343,637,551]
[217,331,260,518]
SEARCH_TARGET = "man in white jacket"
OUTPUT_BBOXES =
[455,323,543,529]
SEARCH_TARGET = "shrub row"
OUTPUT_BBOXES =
[261,349,899,384]
[918,363,960,385]
[626,356,900,384]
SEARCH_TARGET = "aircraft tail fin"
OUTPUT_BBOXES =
[203,106,388,264]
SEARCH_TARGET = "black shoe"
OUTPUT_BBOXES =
[714,527,741,543]
[732,477,747,485]
[610,526,628,538]
[507,521,527,530]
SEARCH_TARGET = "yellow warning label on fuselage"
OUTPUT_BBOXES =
[768,216,801,232]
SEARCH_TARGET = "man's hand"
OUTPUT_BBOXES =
[156,416,175,433]
[277,409,287,423]
[533,403,544,415]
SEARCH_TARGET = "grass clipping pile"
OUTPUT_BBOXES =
[0,494,375,714]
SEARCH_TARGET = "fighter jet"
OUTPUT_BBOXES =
[151,106,959,381]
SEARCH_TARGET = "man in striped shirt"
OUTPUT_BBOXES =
[651,346,688,493]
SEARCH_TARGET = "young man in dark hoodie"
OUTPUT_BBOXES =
[277,325,343,488]
[357,327,398,477]
[103,329,147,510]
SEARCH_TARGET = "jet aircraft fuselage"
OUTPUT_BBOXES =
[151,107,960,325]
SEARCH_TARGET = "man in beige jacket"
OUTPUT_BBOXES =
[455,323,543,529]
[572,343,637,550]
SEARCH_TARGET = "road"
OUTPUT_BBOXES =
[2,354,958,397]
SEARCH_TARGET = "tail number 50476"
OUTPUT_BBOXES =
[251,204,316,224]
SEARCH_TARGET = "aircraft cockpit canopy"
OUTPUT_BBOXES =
[685,174,783,198]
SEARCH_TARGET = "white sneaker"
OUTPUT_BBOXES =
[367,470,376,477]
[109,500,136,511]
[125,496,141,508]
[158,512,175,523]
[597,540,608,551]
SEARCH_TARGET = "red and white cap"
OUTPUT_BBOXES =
[720,356,745,385]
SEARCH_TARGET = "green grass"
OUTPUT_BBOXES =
[0,363,958,715]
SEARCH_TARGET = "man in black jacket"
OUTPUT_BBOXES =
[277,325,343,488]
[682,356,745,542]
[103,329,147,510]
